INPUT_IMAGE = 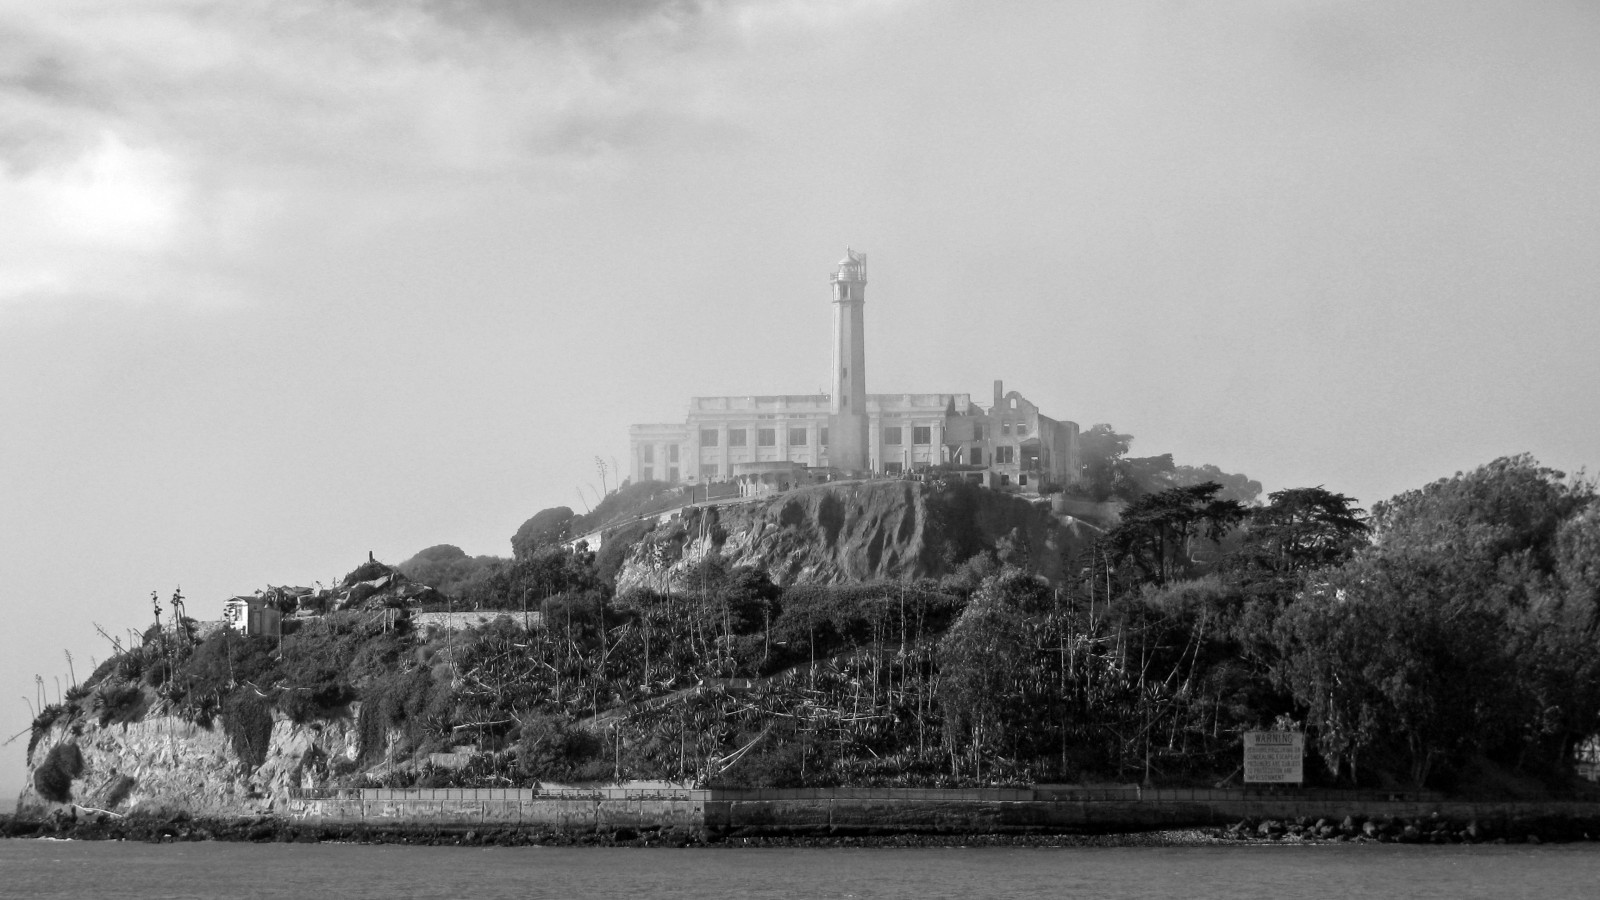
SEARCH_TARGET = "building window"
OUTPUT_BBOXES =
[642,467,653,481]
[669,445,679,463]
[728,428,747,447]
[1001,422,1011,435]
[1001,473,1011,485]
[912,426,931,445]
[883,426,902,445]
[758,428,776,447]
[971,447,983,466]
[789,427,808,446]
[1019,474,1028,486]
[641,444,654,462]
[885,462,903,474]
[700,463,719,479]
[821,427,829,445]
[700,429,718,447]
[1016,424,1028,437]
[974,424,985,441]
[996,446,1015,464]
[668,467,679,482]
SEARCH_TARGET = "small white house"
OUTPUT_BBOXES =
[221,595,282,637]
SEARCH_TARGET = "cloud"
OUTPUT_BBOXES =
[0,0,905,309]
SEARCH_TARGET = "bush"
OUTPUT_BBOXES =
[594,519,654,586]
[342,560,394,587]
[515,714,603,780]
[223,691,274,771]
[27,704,67,757]
[358,668,448,766]
[94,682,148,727]
[397,545,506,600]
[512,507,576,560]
[103,773,136,808]
[33,742,84,804]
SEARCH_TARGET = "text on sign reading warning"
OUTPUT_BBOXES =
[1243,731,1304,783]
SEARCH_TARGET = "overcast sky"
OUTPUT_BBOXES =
[3,0,1597,804]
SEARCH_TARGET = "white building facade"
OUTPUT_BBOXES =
[627,253,1082,494]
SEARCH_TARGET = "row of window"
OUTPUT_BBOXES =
[639,467,680,482]
[672,451,1025,481]
[700,427,828,448]
[882,424,1027,445]
[955,445,1015,466]
[882,426,933,446]
[639,444,681,464]
[653,428,1031,465]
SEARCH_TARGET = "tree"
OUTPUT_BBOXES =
[1273,457,1599,787]
[936,572,1034,777]
[1076,424,1132,502]
[1169,464,1263,506]
[511,507,576,560]
[1236,487,1368,582]
[1555,500,1600,620]
[1104,483,1248,586]
[1370,454,1584,567]
[397,545,504,599]
[1274,552,1515,787]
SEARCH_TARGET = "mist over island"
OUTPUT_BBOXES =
[4,2,1599,841]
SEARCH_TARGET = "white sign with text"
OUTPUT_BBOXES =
[1243,731,1305,783]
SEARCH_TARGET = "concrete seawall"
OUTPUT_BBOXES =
[706,798,1600,836]
[286,788,1600,837]
[293,797,704,831]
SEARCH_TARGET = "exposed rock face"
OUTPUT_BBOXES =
[17,711,361,818]
[614,480,1094,592]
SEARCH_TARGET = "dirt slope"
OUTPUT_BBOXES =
[613,480,1093,591]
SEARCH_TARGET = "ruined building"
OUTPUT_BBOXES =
[627,251,1082,494]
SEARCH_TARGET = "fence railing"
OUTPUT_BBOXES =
[290,787,708,802]
[289,785,1446,804]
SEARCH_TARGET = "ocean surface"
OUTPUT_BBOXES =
[3,840,1599,900]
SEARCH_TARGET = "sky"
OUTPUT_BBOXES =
[2,0,1597,806]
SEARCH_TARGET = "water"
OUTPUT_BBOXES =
[3,841,1599,900]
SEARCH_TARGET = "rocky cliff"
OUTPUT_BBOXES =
[613,479,1096,592]
[18,710,361,818]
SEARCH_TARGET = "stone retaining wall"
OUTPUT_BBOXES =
[708,798,1600,836]
[286,790,1600,837]
[291,796,704,831]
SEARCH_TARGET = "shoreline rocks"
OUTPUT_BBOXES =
[1212,813,1600,845]
[5,808,1598,848]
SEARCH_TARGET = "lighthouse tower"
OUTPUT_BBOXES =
[829,249,869,473]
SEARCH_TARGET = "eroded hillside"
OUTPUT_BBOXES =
[614,479,1096,592]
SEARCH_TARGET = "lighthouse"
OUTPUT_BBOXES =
[829,249,869,473]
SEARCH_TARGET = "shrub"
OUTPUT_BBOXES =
[27,704,67,757]
[223,691,274,771]
[516,714,603,780]
[511,507,576,560]
[594,519,654,586]
[342,560,394,587]
[357,668,447,766]
[94,682,148,727]
[177,632,279,702]
[103,774,136,808]
[33,742,84,804]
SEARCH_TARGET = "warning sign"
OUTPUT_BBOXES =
[1243,731,1304,783]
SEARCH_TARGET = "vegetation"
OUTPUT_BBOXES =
[28,451,1600,798]
[33,742,83,803]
